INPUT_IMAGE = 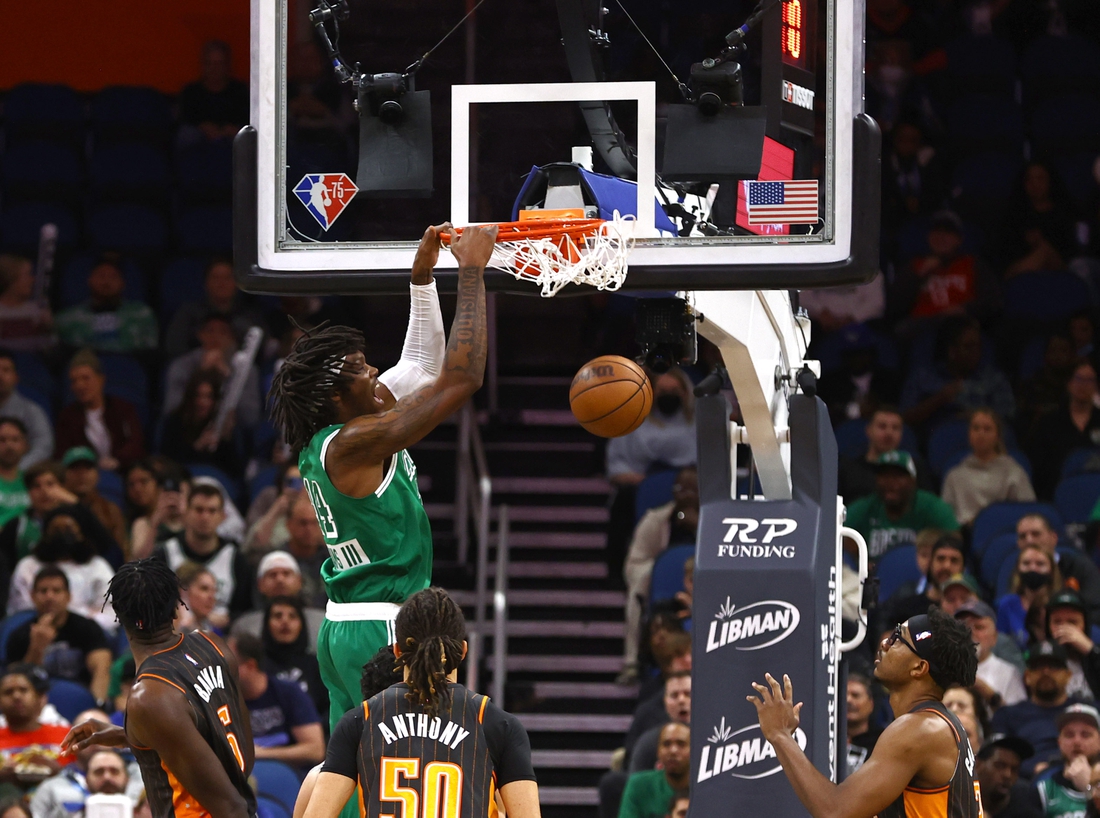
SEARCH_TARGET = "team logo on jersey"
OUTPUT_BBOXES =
[293,173,358,230]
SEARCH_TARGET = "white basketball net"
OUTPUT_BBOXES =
[481,213,635,298]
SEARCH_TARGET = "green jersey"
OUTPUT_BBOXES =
[1037,775,1088,818]
[299,424,433,605]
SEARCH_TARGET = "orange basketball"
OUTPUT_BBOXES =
[569,355,653,438]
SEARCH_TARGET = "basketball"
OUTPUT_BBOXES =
[569,355,652,438]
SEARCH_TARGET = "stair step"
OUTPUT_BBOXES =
[484,441,595,453]
[537,787,600,806]
[424,504,609,523]
[493,477,610,494]
[452,589,625,608]
[508,621,623,638]
[518,713,632,732]
[497,562,608,579]
[531,750,614,768]
[533,681,638,699]
[499,376,574,386]
[518,410,580,426]
[508,532,607,549]
[509,655,623,673]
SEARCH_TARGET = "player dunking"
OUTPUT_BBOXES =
[749,606,981,818]
[62,558,256,818]
[304,587,540,818]
[268,224,496,740]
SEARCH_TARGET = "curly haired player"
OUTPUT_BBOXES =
[750,605,982,818]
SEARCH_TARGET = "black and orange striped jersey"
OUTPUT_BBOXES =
[127,631,257,818]
[323,682,535,818]
[879,701,983,818]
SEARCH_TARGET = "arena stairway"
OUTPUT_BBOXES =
[409,375,634,818]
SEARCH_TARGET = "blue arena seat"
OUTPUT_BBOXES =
[980,533,1019,591]
[1021,35,1100,106]
[3,84,84,145]
[971,502,1063,559]
[1062,447,1100,479]
[87,204,168,256]
[91,86,173,145]
[946,94,1024,157]
[1029,93,1100,155]
[1004,270,1093,323]
[47,678,97,722]
[1054,473,1100,525]
[188,464,243,507]
[1,141,83,203]
[634,469,678,524]
[96,469,126,509]
[176,206,233,254]
[89,142,171,205]
[649,544,694,606]
[159,257,207,321]
[950,152,1022,203]
[251,761,302,814]
[945,35,1017,97]
[875,544,920,603]
[249,465,280,503]
[257,796,290,818]
[0,611,37,665]
[176,141,233,204]
[1050,151,1100,209]
[996,551,1019,598]
[0,202,79,256]
[928,419,970,476]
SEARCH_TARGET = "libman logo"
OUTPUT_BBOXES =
[706,597,800,653]
[697,717,808,781]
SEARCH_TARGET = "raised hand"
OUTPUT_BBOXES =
[747,673,803,743]
[450,224,499,270]
[412,223,453,285]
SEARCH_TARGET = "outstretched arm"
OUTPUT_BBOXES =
[749,674,934,818]
[329,225,497,471]
[377,224,450,404]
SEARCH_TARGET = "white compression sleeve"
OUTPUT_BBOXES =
[377,280,446,401]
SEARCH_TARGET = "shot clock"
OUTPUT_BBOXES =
[764,0,818,136]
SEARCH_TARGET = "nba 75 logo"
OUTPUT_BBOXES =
[293,173,359,231]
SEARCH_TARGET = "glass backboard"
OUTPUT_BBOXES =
[235,0,879,293]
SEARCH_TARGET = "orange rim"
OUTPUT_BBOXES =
[440,218,605,245]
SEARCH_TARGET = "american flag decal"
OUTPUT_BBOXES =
[745,180,819,225]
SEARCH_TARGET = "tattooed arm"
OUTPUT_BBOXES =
[326,225,497,493]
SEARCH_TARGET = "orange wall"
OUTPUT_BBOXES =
[0,0,250,93]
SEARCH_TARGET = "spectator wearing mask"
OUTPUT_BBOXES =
[892,212,1001,333]
[955,601,1027,709]
[153,483,252,627]
[54,257,157,354]
[1017,514,1100,626]
[844,450,959,560]
[941,408,1035,528]
[1034,704,1100,816]
[1028,361,1100,500]
[619,467,697,685]
[261,595,328,720]
[60,448,126,562]
[0,462,76,591]
[163,315,261,430]
[164,259,266,361]
[6,567,111,703]
[0,256,54,353]
[229,633,325,771]
[0,665,73,796]
[901,316,1015,432]
[1044,591,1100,701]
[159,369,242,476]
[840,404,937,501]
[0,352,53,466]
[846,673,882,774]
[975,734,1041,818]
[7,504,117,633]
[175,562,222,635]
[54,351,144,473]
[991,641,1089,779]
[998,545,1062,651]
[230,551,324,644]
[618,723,690,818]
[0,419,29,531]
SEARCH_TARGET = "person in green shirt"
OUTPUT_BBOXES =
[268,223,496,741]
[0,460,79,574]
[845,450,960,560]
[54,255,158,353]
[0,417,30,531]
[619,722,690,818]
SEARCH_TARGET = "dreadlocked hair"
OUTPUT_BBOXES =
[268,322,366,452]
[926,605,978,690]
[107,558,183,637]
[394,587,467,718]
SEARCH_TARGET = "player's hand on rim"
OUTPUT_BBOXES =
[61,718,128,753]
[412,223,452,284]
[747,672,803,742]
[450,224,498,270]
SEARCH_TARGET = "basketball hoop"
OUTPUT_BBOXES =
[441,213,635,297]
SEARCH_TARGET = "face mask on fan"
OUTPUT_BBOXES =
[1019,571,1051,591]
[655,393,683,417]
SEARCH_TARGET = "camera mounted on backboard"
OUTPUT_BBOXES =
[635,298,698,374]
